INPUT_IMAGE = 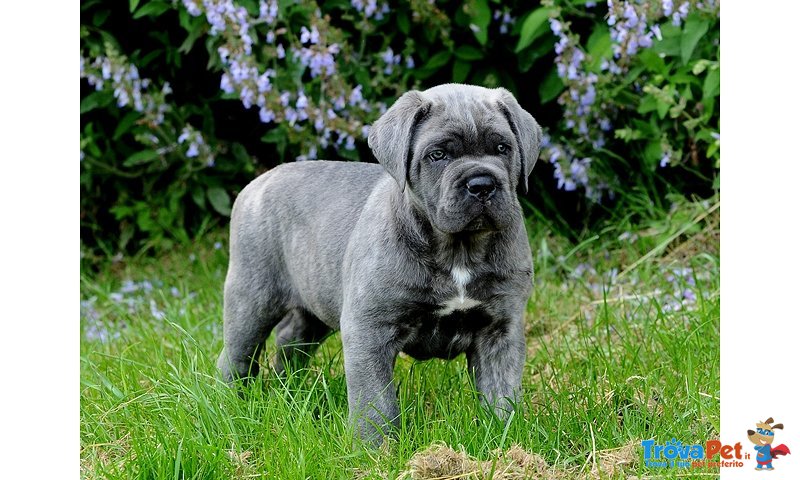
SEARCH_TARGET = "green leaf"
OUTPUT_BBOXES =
[416,50,452,79]
[261,128,287,160]
[517,35,555,72]
[179,27,203,54]
[231,142,251,165]
[515,8,554,53]
[538,67,564,104]
[653,23,682,57]
[644,140,663,166]
[638,49,667,75]
[80,91,112,114]
[133,1,171,19]
[585,26,612,71]
[191,187,206,209]
[454,45,484,61]
[473,29,488,46]
[683,117,702,130]
[656,100,670,119]
[703,67,720,99]
[207,187,232,216]
[260,129,283,144]
[452,59,471,83]
[113,111,141,140]
[680,17,710,64]
[636,95,658,114]
[92,9,110,26]
[692,59,712,75]
[669,96,687,118]
[467,0,491,46]
[397,11,410,35]
[123,150,159,167]
[130,0,141,12]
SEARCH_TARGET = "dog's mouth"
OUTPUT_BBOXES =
[460,209,498,232]
[433,205,499,234]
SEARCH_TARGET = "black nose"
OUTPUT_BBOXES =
[466,175,496,201]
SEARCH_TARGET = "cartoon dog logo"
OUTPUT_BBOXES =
[747,417,791,471]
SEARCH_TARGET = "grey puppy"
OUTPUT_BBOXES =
[218,83,542,443]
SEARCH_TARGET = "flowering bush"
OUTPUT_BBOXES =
[80,0,719,254]
[540,0,720,201]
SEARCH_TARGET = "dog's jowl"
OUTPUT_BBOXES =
[218,83,542,444]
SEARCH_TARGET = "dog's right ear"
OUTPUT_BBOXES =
[368,90,431,192]
[772,423,784,430]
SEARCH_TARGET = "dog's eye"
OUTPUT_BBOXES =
[427,150,447,162]
[496,143,509,155]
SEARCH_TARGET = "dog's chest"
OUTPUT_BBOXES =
[435,266,482,315]
[399,266,496,360]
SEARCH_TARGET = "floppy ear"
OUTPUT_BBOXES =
[496,88,542,194]
[772,423,784,430]
[765,417,774,424]
[368,90,431,192]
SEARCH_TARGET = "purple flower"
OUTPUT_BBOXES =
[183,0,202,16]
[256,71,273,93]
[349,85,363,106]
[285,108,298,124]
[150,299,166,320]
[672,1,690,25]
[258,107,275,123]
[259,0,278,23]
[365,0,378,17]
[651,24,662,41]
[682,289,697,303]
[549,18,563,35]
[296,91,308,110]
[300,26,320,44]
[186,143,199,157]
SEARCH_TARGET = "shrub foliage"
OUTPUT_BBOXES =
[80,0,719,254]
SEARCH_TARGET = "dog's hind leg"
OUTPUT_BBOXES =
[217,273,286,383]
[272,308,332,376]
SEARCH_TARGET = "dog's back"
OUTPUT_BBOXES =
[226,160,385,327]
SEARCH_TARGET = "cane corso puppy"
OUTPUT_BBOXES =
[218,83,542,443]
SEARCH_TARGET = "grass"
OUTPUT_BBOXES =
[80,195,720,479]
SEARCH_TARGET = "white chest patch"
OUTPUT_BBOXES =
[436,266,482,316]
[436,296,482,316]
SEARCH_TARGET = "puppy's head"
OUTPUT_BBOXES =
[747,418,783,446]
[368,84,542,234]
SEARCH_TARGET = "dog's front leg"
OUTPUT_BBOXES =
[341,318,400,446]
[468,318,526,418]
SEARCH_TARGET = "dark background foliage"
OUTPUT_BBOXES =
[80,0,719,258]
